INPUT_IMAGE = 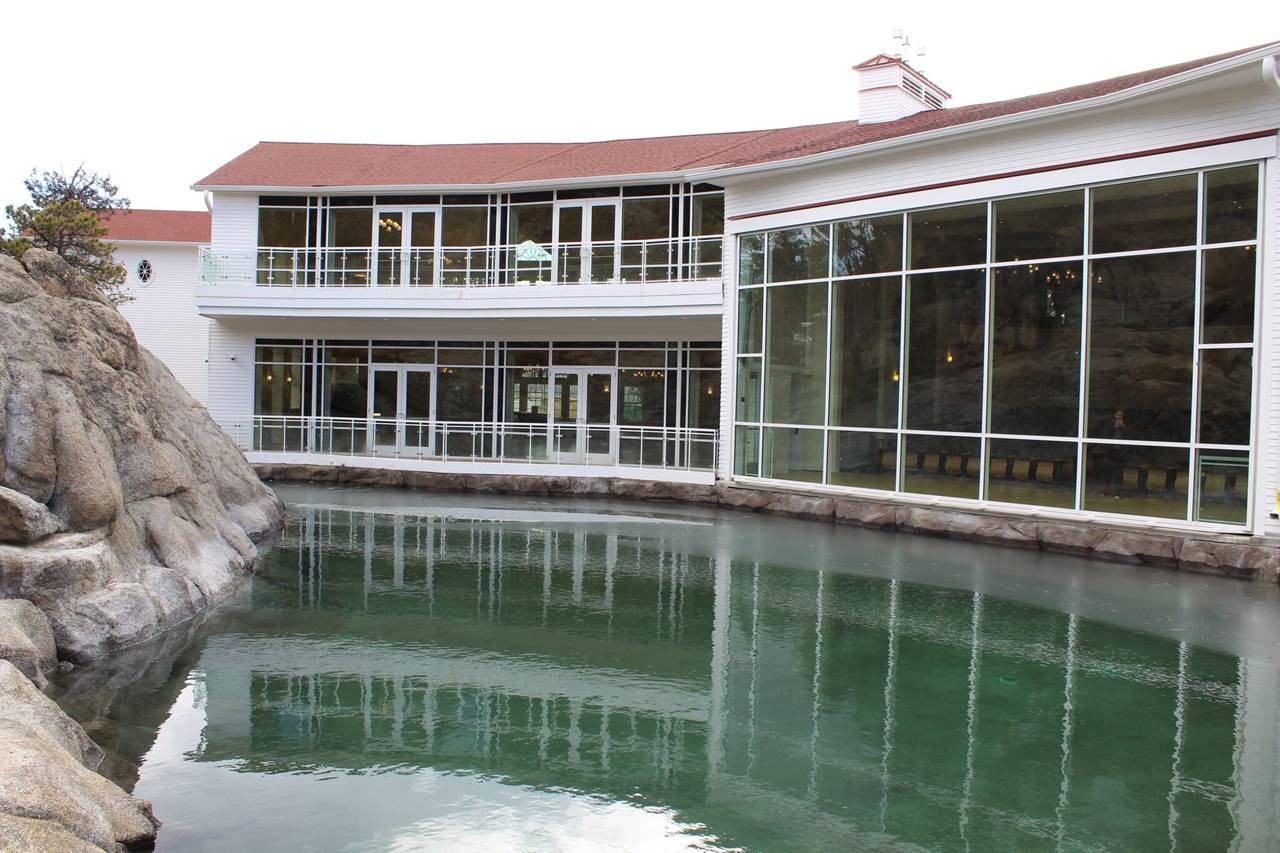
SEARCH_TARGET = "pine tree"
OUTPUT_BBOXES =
[1,166,132,304]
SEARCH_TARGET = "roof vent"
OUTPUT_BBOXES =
[854,53,951,124]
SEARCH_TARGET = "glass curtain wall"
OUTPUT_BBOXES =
[734,164,1260,527]
[258,184,725,287]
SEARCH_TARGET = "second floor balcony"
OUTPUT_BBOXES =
[199,234,723,289]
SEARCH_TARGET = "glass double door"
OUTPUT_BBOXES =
[375,208,439,286]
[369,366,435,455]
[551,368,615,464]
[555,201,620,284]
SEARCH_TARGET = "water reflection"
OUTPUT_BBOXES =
[57,491,1280,852]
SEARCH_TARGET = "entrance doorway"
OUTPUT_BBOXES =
[555,201,620,284]
[369,365,435,455]
[550,368,615,464]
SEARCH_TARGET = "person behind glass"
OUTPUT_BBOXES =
[1100,408,1127,498]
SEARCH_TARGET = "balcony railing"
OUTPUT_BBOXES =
[199,236,722,288]
[223,417,718,472]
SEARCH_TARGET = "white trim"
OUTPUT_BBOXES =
[727,137,1277,235]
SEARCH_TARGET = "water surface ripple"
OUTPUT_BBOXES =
[51,485,1280,852]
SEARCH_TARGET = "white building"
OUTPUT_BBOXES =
[188,43,1280,537]
[107,209,211,403]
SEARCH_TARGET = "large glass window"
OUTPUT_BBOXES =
[1087,253,1195,444]
[829,275,900,429]
[909,203,986,269]
[906,270,985,433]
[994,190,1083,262]
[733,163,1260,528]
[768,225,829,283]
[989,262,1082,436]
[834,214,903,276]
[1091,175,1197,254]
[764,283,827,425]
[258,208,308,247]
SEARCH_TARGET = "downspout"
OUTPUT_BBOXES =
[1264,54,1280,101]
[203,191,213,212]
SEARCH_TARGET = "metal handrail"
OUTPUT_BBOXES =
[198,235,723,288]
[224,416,718,472]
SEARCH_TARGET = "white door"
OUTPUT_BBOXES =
[554,201,620,284]
[375,208,440,286]
[369,365,435,455]
[550,368,615,464]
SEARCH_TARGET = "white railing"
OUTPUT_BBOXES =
[198,235,723,288]
[224,416,718,472]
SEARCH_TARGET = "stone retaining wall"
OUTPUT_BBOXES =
[254,464,1280,584]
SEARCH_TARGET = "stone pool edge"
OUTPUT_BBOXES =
[253,464,1280,584]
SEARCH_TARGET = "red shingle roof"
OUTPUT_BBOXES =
[194,43,1274,189]
[102,209,210,244]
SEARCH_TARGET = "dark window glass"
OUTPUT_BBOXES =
[1198,348,1252,446]
[436,367,485,421]
[556,187,619,200]
[764,283,828,425]
[1091,175,1197,254]
[829,275,901,429]
[738,288,763,353]
[902,434,981,499]
[734,425,760,476]
[739,234,764,285]
[994,190,1084,262]
[762,426,824,483]
[1083,444,1188,519]
[905,270,986,432]
[618,349,665,367]
[328,196,374,207]
[622,184,672,197]
[834,214,903,276]
[767,225,830,282]
[908,203,986,269]
[321,364,368,418]
[1202,246,1256,344]
[622,198,669,240]
[258,208,308,247]
[618,369,666,426]
[442,207,487,246]
[328,209,372,246]
[736,357,761,422]
[256,344,304,363]
[259,195,307,206]
[509,204,552,243]
[370,347,433,364]
[691,194,724,236]
[989,262,1083,436]
[375,195,440,205]
[686,370,719,430]
[986,438,1078,509]
[1195,449,1248,524]
[254,363,305,416]
[1087,252,1195,443]
[1204,165,1258,244]
[827,431,897,491]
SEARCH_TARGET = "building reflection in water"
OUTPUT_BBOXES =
[193,503,1278,852]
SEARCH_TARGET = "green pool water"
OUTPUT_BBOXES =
[51,485,1280,852]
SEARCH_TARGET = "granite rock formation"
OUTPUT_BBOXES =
[0,249,284,662]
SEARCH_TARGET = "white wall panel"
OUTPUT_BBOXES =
[115,243,209,403]
[205,320,256,426]
[210,192,257,255]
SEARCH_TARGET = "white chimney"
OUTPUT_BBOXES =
[854,54,951,124]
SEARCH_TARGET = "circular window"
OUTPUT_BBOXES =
[136,259,153,284]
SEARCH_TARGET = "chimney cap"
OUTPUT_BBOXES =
[853,53,952,99]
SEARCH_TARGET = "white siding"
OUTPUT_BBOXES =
[205,320,256,427]
[723,69,1280,229]
[115,243,209,403]
[1261,156,1280,535]
[210,192,258,255]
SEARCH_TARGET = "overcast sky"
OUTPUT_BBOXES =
[2,0,1275,212]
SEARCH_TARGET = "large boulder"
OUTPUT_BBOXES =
[0,250,283,662]
[0,598,57,688]
[0,661,158,851]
